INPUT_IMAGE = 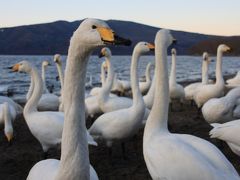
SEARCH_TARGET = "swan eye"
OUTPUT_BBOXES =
[92,25,97,29]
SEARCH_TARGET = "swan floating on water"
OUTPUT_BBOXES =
[143,29,239,180]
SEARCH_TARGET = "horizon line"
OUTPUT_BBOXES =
[0,18,238,37]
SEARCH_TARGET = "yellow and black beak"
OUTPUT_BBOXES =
[8,64,20,72]
[227,47,232,53]
[147,43,155,51]
[96,27,131,46]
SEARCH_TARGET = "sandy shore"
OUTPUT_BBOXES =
[0,77,239,180]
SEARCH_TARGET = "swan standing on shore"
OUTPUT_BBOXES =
[193,44,231,108]
[26,18,131,180]
[169,48,185,108]
[0,102,16,142]
[139,62,154,95]
[12,61,97,153]
[202,87,240,123]
[143,29,239,180]
[184,52,212,101]
[210,121,240,156]
[89,42,154,148]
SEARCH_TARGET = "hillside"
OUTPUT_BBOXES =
[0,20,239,55]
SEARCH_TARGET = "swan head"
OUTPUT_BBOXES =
[42,60,51,67]
[54,54,62,64]
[134,42,155,55]
[73,18,131,49]
[11,60,32,73]
[218,44,231,53]
[99,47,112,58]
[155,29,176,48]
[102,61,108,72]
[171,48,177,55]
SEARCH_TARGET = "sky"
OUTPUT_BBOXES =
[1,0,240,36]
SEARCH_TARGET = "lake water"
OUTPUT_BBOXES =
[0,55,239,100]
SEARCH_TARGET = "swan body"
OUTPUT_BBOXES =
[143,29,239,180]
[210,121,240,156]
[27,18,131,180]
[0,102,15,142]
[0,96,23,115]
[193,44,231,108]
[184,52,212,101]
[139,62,153,95]
[89,42,153,146]
[27,60,60,111]
[169,48,185,102]
[202,87,240,123]
[13,61,97,152]
[227,71,240,86]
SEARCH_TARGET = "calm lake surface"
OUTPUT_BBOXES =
[0,55,239,99]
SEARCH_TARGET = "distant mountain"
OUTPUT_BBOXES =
[0,20,239,55]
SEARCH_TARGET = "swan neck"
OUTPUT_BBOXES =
[170,53,176,85]
[100,63,106,85]
[145,44,169,135]
[131,50,143,106]
[41,65,48,93]
[145,63,151,82]
[56,40,91,180]
[24,67,43,116]
[202,60,209,84]
[56,63,64,90]
[216,50,224,84]
[26,76,34,100]
[3,103,13,138]
[99,56,114,103]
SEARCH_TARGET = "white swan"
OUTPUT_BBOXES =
[210,121,240,156]
[27,60,60,111]
[143,72,156,109]
[139,62,153,95]
[0,102,16,142]
[12,61,97,153]
[0,96,23,115]
[193,44,231,108]
[41,60,51,93]
[226,71,240,89]
[26,18,131,180]
[184,52,212,101]
[98,47,133,112]
[143,29,239,180]
[89,42,153,147]
[169,48,185,104]
[202,87,240,123]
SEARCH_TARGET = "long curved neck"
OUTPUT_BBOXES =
[3,103,13,139]
[41,65,49,94]
[56,37,92,180]
[145,43,169,135]
[99,56,114,102]
[202,60,209,84]
[100,63,106,85]
[169,53,176,85]
[56,63,64,90]
[145,63,152,82]
[216,49,224,85]
[131,50,144,106]
[26,76,34,100]
[24,66,43,116]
